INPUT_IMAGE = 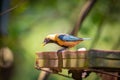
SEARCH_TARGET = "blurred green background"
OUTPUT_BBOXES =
[0,0,120,80]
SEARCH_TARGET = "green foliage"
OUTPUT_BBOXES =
[3,0,120,80]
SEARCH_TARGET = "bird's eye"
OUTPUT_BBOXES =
[44,38,50,43]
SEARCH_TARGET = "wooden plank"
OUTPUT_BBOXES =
[36,52,58,59]
[88,49,120,68]
[36,51,87,68]
[35,49,120,70]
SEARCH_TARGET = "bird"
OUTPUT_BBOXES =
[42,33,90,53]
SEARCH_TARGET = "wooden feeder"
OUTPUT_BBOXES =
[35,49,120,80]
[35,49,120,70]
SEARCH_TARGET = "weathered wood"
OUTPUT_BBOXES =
[36,51,87,68]
[88,49,120,69]
[35,49,120,70]
[36,52,58,68]
[35,49,120,80]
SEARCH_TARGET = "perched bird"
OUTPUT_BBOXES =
[43,33,90,53]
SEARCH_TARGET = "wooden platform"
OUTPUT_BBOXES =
[35,49,120,71]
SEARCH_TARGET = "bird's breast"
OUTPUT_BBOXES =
[56,38,82,48]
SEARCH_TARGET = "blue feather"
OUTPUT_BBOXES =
[58,34,82,41]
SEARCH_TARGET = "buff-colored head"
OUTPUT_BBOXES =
[42,34,57,46]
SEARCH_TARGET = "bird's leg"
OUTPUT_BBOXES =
[57,47,67,53]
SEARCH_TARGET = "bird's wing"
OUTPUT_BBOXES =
[58,34,82,41]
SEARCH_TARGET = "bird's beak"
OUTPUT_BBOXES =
[42,38,50,46]
[42,42,47,46]
[42,38,48,46]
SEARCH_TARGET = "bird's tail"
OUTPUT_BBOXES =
[81,38,91,40]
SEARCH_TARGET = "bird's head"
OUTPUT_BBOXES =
[42,34,57,46]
